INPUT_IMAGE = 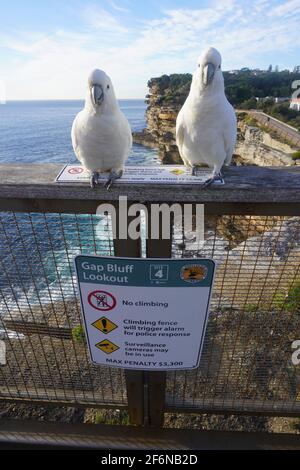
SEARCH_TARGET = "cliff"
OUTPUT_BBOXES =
[133,74,191,163]
[133,75,299,167]
[234,114,299,166]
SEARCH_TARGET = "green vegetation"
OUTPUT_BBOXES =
[239,111,298,146]
[272,281,300,312]
[258,123,296,147]
[148,73,192,92]
[224,70,300,106]
[243,281,300,314]
[225,70,300,130]
[243,115,259,127]
[148,73,192,105]
[72,325,86,344]
[292,150,300,160]
[95,410,129,425]
[148,69,300,130]
[244,304,258,313]
[256,101,300,131]
[292,420,300,432]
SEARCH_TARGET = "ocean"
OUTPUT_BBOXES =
[0,100,157,327]
[0,99,157,164]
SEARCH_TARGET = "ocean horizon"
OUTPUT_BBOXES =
[0,99,159,323]
[0,99,158,165]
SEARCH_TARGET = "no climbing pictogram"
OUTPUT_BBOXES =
[88,290,116,311]
[68,167,84,174]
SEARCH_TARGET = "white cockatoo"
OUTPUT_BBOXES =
[176,47,237,186]
[71,69,132,188]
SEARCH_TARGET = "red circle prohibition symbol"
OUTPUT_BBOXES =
[87,290,116,311]
[68,167,84,174]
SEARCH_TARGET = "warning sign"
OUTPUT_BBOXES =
[92,317,118,334]
[95,339,119,354]
[75,256,215,371]
[68,167,84,174]
[56,164,225,185]
[88,290,116,311]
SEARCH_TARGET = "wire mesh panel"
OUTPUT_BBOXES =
[168,215,300,414]
[0,211,127,407]
[1,208,300,416]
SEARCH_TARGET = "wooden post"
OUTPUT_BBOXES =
[113,205,144,426]
[114,204,171,427]
[144,206,172,427]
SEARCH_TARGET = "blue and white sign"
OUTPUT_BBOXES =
[75,256,215,370]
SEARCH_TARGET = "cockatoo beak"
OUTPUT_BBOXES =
[203,63,215,86]
[92,84,104,106]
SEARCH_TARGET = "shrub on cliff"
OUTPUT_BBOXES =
[292,150,300,160]
[148,74,192,105]
[72,325,86,344]
[168,73,192,90]
[273,280,300,312]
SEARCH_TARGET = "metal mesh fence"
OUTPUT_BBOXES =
[0,210,299,415]
[169,215,300,414]
[0,212,126,407]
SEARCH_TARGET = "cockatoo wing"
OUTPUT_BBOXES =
[71,112,83,163]
[176,110,190,167]
[223,105,237,165]
[176,113,184,150]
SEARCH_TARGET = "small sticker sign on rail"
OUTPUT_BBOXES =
[56,164,224,184]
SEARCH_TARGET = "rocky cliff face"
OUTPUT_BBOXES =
[235,123,298,166]
[133,75,298,167]
[133,74,191,163]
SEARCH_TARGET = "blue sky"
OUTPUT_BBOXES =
[0,0,299,99]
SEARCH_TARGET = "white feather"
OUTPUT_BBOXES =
[71,69,132,174]
[176,47,237,175]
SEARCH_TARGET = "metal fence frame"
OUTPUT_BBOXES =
[1,164,300,428]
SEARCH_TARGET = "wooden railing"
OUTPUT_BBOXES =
[0,164,300,427]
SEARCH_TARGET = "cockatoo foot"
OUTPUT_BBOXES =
[90,171,100,188]
[201,172,223,188]
[105,170,123,190]
[191,165,200,176]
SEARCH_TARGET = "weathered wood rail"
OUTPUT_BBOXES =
[0,163,300,215]
[1,163,300,430]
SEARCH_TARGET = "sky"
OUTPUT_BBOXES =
[0,0,299,100]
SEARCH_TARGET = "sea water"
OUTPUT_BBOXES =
[0,99,157,164]
[0,100,158,320]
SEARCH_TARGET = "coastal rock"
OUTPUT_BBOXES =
[132,130,157,149]
[215,217,300,308]
[235,126,297,166]
[133,74,298,168]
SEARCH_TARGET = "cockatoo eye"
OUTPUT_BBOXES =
[107,85,110,89]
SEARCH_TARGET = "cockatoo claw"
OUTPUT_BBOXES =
[201,172,223,188]
[90,171,100,188]
[105,170,123,191]
[191,165,199,176]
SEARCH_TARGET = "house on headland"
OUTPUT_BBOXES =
[290,98,300,111]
